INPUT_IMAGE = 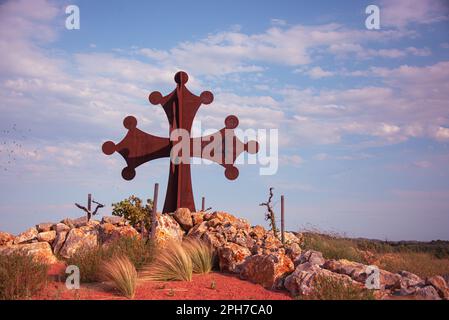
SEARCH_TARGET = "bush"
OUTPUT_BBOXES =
[0,252,49,300]
[142,240,193,281]
[65,244,103,283]
[101,255,137,299]
[299,275,375,300]
[183,238,214,274]
[66,236,153,283]
[105,236,154,270]
[112,195,153,231]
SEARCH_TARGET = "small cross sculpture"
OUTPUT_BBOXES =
[75,194,104,222]
[102,71,259,213]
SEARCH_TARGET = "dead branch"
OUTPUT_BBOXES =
[259,187,278,238]
[75,199,104,221]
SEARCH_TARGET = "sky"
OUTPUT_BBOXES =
[0,0,449,241]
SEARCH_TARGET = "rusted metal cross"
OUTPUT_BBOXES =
[102,71,259,213]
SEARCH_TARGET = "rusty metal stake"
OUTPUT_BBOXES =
[281,195,285,245]
[150,183,159,240]
[88,193,92,212]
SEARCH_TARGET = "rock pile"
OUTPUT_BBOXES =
[156,208,449,300]
[0,215,138,263]
[1,208,448,300]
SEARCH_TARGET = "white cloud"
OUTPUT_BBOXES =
[435,126,449,141]
[296,66,334,79]
[381,0,449,28]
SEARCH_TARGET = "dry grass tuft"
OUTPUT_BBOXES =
[141,240,193,281]
[183,238,214,274]
[101,255,137,299]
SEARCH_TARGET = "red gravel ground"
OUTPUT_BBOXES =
[36,263,292,300]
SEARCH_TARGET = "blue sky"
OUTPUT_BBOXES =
[1,0,449,240]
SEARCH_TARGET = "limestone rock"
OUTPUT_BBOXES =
[54,223,70,234]
[153,213,184,247]
[285,242,302,261]
[296,250,326,267]
[191,212,205,226]
[249,225,266,240]
[322,259,367,281]
[60,216,91,229]
[426,276,449,300]
[37,230,56,243]
[52,231,68,255]
[283,232,303,246]
[218,243,251,273]
[240,251,294,289]
[379,269,402,290]
[36,222,54,232]
[202,231,227,249]
[0,231,15,246]
[396,270,424,295]
[187,221,209,237]
[284,262,357,297]
[99,223,139,244]
[173,208,193,231]
[13,227,38,244]
[101,216,126,226]
[59,226,98,259]
[0,242,57,264]
[232,229,254,248]
[414,285,441,300]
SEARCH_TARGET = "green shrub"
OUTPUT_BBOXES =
[299,275,375,300]
[111,195,153,231]
[66,236,153,282]
[0,252,49,300]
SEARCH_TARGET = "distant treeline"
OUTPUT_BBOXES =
[301,232,449,259]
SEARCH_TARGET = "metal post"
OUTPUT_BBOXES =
[150,183,159,240]
[281,195,285,244]
[201,197,205,211]
[88,193,92,212]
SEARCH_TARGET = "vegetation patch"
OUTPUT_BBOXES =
[0,252,49,300]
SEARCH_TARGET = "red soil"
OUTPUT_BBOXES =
[36,263,292,300]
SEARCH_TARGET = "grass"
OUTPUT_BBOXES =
[141,240,193,281]
[302,232,366,263]
[183,238,214,274]
[66,236,153,283]
[141,238,216,282]
[298,274,375,300]
[101,255,137,299]
[0,252,49,300]
[302,231,449,278]
[377,252,449,278]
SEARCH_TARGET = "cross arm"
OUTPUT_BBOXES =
[102,116,171,180]
[189,115,259,180]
